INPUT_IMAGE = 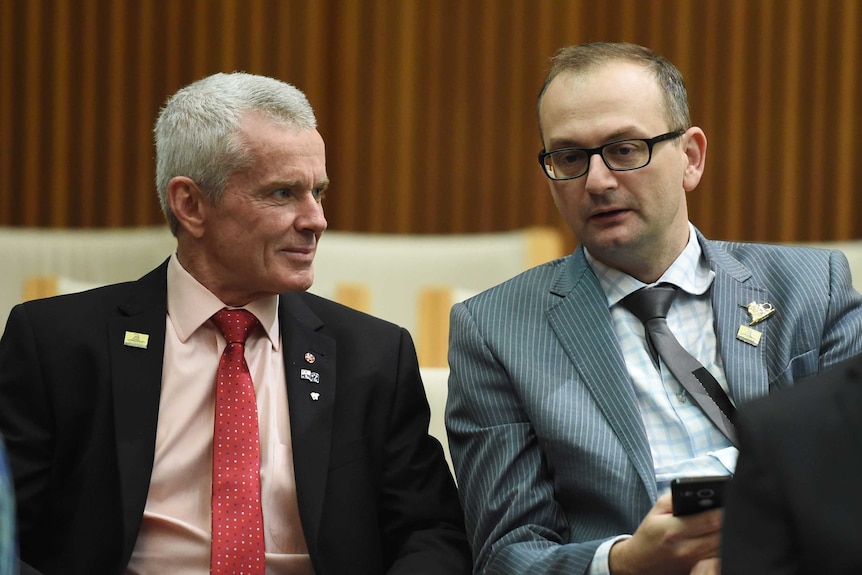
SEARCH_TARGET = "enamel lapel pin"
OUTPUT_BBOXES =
[302,351,322,400]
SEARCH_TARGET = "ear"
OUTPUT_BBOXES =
[167,176,208,238]
[681,127,707,192]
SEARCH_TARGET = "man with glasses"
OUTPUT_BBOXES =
[445,42,862,575]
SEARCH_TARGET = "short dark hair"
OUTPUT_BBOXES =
[537,42,691,137]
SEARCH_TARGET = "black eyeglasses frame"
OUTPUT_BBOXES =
[537,129,687,181]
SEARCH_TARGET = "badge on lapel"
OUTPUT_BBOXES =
[123,331,149,349]
[736,301,775,347]
[302,350,323,400]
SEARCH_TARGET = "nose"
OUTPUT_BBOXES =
[297,193,328,234]
[583,153,617,194]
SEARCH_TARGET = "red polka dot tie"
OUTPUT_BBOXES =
[210,309,265,575]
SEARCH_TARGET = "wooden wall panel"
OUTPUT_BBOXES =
[0,1,9,223]
[1,0,861,245]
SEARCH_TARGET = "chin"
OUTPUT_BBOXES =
[279,272,314,294]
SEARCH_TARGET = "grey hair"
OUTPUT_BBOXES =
[154,72,317,234]
[537,42,691,141]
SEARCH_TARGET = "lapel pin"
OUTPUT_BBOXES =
[310,392,321,401]
[300,369,320,384]
[743,301,775,326]
[123,331,149,349]
[304,352,316,364]
[736,324,762,347]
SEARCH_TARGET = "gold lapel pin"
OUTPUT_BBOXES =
[736,325,762,347]
[123,331,149,349]
[743,301,775,326]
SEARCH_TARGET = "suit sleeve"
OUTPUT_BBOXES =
[446,301,602,575]
[378,327,472,575]
[721,405,799,575]
[0,436,18,574]
[818,249,862,369]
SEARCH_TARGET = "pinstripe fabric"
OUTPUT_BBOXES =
[593,231,736,493]
[445,228,862,575]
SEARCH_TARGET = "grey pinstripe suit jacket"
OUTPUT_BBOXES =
[445,229,862,575]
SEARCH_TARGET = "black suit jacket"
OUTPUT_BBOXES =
[0,262,470,575]
[722,353,862,575]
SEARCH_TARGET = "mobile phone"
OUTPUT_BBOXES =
[671,475,731,516]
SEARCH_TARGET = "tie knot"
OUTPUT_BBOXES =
[211,308,260,345]
[620,284,678,323]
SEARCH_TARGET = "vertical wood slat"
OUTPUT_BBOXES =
[79,0,99,225]
[474,0,499,232]
[50,0,70,226]
[163,0,184,95]
[367,0,389,232]
[503,0,533,230]
[300,0,327,96]
[192,0,210,77]
[246,1,265,74]
[393,0,419,233]
[330,0,362,231]
[106,0,127,226]
[447,1,472,233]
[777,0,803,241]
[690,0,720,238]
[721,1,747,241]
[221,0,238,71]
[22,0,43,224]
[134,0,156,226]
[835,0,859,238]
[805,1,829,240]
[752,0,777,242]
[415,1,444,234]
[1,0,861,244]
[0,0,13,222]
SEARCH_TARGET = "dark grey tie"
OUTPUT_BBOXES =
[621,285,737,445]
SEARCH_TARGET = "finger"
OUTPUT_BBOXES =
[653,493,674,514]
[680,508,723,537]
[690,557,720,575]
[679,530,721,561]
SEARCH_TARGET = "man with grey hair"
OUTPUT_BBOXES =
[0,72,470,575]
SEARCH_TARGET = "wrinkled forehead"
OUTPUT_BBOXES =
[231,118,327,178]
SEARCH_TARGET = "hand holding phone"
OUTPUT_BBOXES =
[671,475,731,516]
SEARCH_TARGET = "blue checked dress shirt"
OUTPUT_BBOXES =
[586,225,737,575]
[589,226,737,494]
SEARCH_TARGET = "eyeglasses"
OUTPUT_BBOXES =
[537,130,686,181]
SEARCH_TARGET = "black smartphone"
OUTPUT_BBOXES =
[671,475,731,516]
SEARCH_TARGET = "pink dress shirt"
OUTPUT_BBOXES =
[126,255,314,575]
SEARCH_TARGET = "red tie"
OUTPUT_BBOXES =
[210,308,265,575]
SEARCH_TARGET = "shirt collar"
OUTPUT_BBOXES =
[587,222,715,308]
[166,253,280,349]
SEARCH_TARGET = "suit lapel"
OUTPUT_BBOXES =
[700,236,771,406]
[107,262,169,562]
[279,293,336,553]
[547,250,656,499]
[543,237,778,500]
